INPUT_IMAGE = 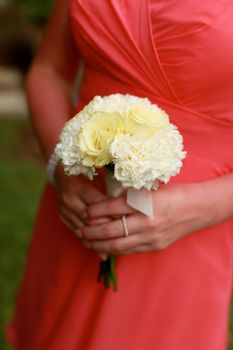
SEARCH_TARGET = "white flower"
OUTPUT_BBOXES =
[56,93,186,187]
[85,94,152,115]
[110,125,186,189]
[55,111,96,179]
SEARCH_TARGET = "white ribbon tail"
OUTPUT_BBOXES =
[127,188,154,218]
[105,169,154,218]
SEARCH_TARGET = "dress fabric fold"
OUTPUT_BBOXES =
[7,1,233,349]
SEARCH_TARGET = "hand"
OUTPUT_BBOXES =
[79,183,215,255]
[54,165,111,235]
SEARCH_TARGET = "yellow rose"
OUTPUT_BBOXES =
[79,102,169,167]
[79,111,122,167]
[122,104,169,137]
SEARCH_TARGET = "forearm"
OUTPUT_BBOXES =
[26,63,75,160]
[193,172,233,227]
[25,0,80,161]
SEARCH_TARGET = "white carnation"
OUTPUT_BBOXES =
[55,94,154,178]
[55,111,96,179]
[55,94,186,187]
[110,125,186,190]
[85,94,152,114]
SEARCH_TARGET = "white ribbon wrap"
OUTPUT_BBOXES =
[105,169,154,218]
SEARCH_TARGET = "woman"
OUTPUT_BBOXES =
[8,0,233,349]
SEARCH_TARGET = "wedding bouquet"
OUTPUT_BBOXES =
[55,94,186,290]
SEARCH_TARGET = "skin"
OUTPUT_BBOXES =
[79,176,233,255]
[27,0,233,258]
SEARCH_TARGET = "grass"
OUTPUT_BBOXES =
[0,118,233,349]
[0,118,45,349]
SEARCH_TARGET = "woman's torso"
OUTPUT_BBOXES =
[68,0,233,172]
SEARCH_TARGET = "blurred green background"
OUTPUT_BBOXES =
[0,0,233,349]
[0,1,49,348]
[13,0,54,24]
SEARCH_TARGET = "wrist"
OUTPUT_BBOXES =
[189,174,233,228]
[187,182,216,227]
[170,182,217,233]
[46,149,59,186]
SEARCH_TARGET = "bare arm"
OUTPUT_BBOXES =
[78,172,233,255]
[26,0,80,159]
[26,0,109,245]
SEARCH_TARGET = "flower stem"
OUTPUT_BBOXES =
[97,255,117,291]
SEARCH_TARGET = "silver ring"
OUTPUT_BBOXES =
[121,215,129,237]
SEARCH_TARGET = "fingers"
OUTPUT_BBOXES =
[80,212,153,241]
[82,228,171,255]
[59,207,85,234]
[57,174,114,238]
[57,173,108,216]
[59,215,74,232]
[79,183,107,205]
[87,196,135,219]
[87,217,112,226]
[60,208,113,239]
[60,195,86,218]
[60,191,86,216]
[59,194,87,235]
[74,217,113,236]
[82,231,152,255]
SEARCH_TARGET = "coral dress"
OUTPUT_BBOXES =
[8,1,233,349]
